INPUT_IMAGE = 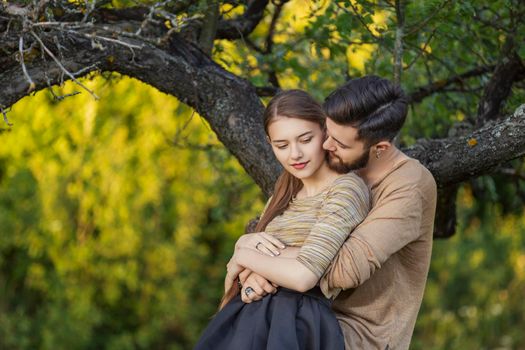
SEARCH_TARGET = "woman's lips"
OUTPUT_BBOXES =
[291,161,309,170]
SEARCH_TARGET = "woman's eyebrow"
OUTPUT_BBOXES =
[272,131,313,143]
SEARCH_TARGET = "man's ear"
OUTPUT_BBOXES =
[375,140,391,152]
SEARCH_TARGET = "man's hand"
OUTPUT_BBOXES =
[240,271,278,303]
[224,255,244,293]
[235,232,286,257]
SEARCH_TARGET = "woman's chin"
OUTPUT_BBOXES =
[288,168,316,180]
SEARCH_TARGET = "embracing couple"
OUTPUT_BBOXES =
[195,75,437,350]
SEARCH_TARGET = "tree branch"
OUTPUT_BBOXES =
[1,3,525,205]
[404,0,451,37]
[216,0,270,40]
[476,41,525,126]
[498,168,525,182]
[408,65,496,103]
[199,0,220,55]
[404,104,525,187]
[48,1,269,42]
[255,85,280,97]
[264,0,288,54]
[0,18,281,195]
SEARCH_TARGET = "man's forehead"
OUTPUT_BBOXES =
[326,118,359,142]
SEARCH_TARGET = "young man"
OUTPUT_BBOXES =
[237,76,437,350]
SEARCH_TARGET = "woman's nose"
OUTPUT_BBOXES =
[290,145,303,160]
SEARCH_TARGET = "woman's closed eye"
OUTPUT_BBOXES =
[300,137,313,144]
[275,143,288,150]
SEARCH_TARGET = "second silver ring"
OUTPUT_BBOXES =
[244,287,255,297]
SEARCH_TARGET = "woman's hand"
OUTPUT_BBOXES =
[240,271,278,303]
[235,232,286,257]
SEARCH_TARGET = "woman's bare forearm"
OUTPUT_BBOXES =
[278,246,300,258]
[235,247,317,292]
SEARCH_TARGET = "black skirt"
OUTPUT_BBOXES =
[194,287,345,350]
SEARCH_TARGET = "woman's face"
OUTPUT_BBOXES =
[267,116,327,180]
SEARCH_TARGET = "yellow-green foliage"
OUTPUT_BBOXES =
[413,186,525,350]
[1,0,525,348]
[0,76,264,349]
[2,78,524,350]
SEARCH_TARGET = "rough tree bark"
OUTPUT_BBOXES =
[0,2,524,237]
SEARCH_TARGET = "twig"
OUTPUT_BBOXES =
[244,37,265,54]
[33,0,51,22]
[265,0,287,54]
[31,21,85,28]
[173,110,196,143]
[52,35,66,69]
[48,87,81,101]
[335,2,393,54]
[19,36,36,93]
[82,0,96,23]
[136,0,162,36]
[405,0,451,37]
[405,40,457,76]
[423,57,433,84]
[393,0,405,84]
[404,29,436,71]
[255,86,280,97]
[499,168,525,181]
[1,105,13,127]
[30,30,99,100]
[72,63,99,77]
[44,69,81,101]
[2,18,12,38]
[68,30,143,50]
[408,65,495,103]
[171,140,222,151]
[472,7,512,33]
[98,24,160,46]
[337,2,381,42]
[438,23,492,66]
[442,86,484,94]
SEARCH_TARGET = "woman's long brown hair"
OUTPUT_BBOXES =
[219,89,327,310]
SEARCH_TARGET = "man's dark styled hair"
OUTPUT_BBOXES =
[323,75,408,146]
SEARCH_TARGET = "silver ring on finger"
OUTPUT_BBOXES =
[244,287,255,297]
[255,242,263,251]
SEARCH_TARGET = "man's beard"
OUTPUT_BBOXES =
[327,147,370,174]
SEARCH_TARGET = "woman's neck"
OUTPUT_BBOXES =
[297,163,340,198]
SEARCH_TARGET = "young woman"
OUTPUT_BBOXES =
[195,90,370,350]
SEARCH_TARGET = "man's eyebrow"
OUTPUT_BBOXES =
[330,134,351,148]
[272,131,313,143]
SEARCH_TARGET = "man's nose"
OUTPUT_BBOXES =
[323,137,336,151]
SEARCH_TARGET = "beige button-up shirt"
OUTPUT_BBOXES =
[320,158,437,350]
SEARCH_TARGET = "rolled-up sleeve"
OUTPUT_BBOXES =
[319,186,424,298]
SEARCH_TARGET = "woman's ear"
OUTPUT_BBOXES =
[266,135,271,144]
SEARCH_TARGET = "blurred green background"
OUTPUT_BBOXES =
[1,0,524,349]
[1,76,524,350]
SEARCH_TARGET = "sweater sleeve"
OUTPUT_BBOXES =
[296,173,370,280]
[319,181,432,298]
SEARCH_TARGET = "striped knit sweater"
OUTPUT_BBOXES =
[264,172,370,292]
